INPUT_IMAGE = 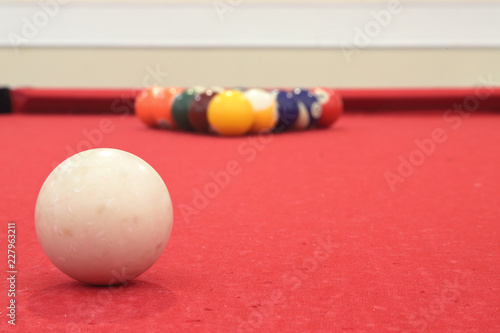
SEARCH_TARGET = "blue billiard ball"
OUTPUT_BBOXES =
[272,90,300,132]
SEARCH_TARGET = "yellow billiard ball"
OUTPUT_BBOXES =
[207,90,254,136]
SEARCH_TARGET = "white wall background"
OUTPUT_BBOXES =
[1,1,499,88]
[1,1,500,48]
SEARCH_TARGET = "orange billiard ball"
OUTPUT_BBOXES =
[134,87,170,128]
[153,87,183,129]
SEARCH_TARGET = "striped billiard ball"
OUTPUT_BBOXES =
[244,88,278,134]
[312,87,343,128]
[292,88,322,130]
[153,87,183,129]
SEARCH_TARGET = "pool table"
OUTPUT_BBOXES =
[0,87,499,333]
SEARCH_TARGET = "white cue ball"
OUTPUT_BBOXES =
[35,148,173,286]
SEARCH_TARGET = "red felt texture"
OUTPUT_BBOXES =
[0,110,499,332]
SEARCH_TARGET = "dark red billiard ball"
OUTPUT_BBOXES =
[188,89,219,133]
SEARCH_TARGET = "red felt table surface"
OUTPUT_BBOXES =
[1,110,499,332]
